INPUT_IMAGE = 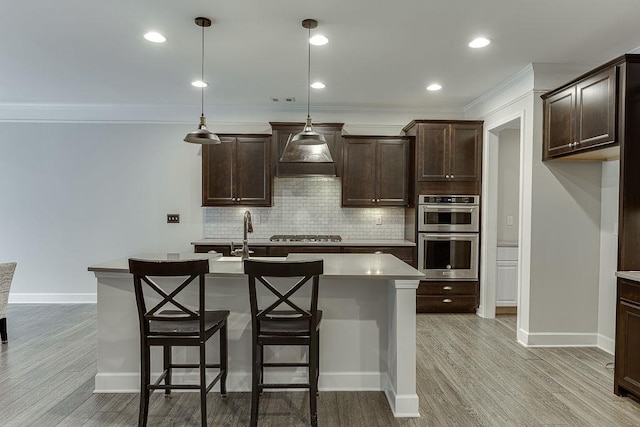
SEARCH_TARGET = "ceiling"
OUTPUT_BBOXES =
[3,0,640,114]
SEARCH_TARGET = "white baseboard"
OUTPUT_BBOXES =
[9,293,97,304]
[517,329,598,347]
[383,373,420,418]
[95,371,388,394]
[597,334,615,355]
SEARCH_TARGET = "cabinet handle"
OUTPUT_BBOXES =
[231,197,236,202]
[443,298,453,303]
[371,198,375,202]
[443,286,453,290]
[450,175,454,179]
[445,174,450,178]
[376,198,380,202]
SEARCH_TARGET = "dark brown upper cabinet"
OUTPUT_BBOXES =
[403,121,483,182]
[270,122,344,177]
[342,136,409,207]
[542,64,618,160]
[202,134,271,206]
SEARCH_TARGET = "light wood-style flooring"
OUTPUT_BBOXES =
[1,304,639,426]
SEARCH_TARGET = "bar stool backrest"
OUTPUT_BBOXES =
[128,258,210,337]
[244,259,323,335]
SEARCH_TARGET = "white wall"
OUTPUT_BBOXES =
[598,160,619,354]
[0,122,205,302]
[497,129,520,244]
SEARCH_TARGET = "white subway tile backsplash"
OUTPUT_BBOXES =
[203,177,405,240]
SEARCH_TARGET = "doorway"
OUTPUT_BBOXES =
[478,113,524,330]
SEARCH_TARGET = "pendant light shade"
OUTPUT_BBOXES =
[279,19,333,163]
[184,17,221,145]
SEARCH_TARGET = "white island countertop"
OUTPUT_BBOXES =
[88,252,425,280]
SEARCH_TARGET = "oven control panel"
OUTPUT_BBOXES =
[419,195,479,205]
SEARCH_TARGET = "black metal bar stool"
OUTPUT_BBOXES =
[244,259,323,427]
[129,258,229,427]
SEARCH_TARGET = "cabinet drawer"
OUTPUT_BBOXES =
[417,281,478,296]
[194,245,232,255]
[618,278,640,303]
[342,246,414,265]
[268,246,341,256]
[417,295,477,313]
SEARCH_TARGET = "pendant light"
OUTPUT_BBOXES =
[184,17,221,145]
[279,19,333,163]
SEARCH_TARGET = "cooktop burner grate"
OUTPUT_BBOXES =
[269,234,342,242]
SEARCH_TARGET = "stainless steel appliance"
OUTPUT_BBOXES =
[417,195,480,280]
[418,233,479,280]
[418,195,479,232]
[270,234,342,242]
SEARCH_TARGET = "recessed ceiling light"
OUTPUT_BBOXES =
[309,35,329,46]
[144,32,166,43]
[310,82,326,89]
[191,80,208,88]
[427,84,442,91]
[469,37,491,48]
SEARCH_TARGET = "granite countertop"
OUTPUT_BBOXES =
[615,271,640,282]
[191,238,416,247]
[88,252,425,280]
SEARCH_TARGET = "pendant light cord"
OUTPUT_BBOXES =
[201,22,205,117]
[307,26,311,120]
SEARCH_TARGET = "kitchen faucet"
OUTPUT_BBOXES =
[232,210,254,259]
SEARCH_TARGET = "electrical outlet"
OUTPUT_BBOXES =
[375,216,382,225]
[167,214,180,223]
[506,215,513,226]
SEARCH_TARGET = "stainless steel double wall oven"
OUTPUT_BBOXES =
[417,195,480,280]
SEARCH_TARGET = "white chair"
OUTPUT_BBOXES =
[0,262,17,343]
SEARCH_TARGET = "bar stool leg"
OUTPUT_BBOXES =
[163,346,172,396]
[0,318,7,343]
[199,341,207,427]
[309,333,318,427]
[220,321,228,397]
[139,344,151,427]
[250,341,261,427]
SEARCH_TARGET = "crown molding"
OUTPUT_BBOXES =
[464,64,534,114]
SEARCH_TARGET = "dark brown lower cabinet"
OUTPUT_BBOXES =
[193,244,415,266]
[615,278,640,400]
[416,281,478,313]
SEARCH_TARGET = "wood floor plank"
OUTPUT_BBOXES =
[2,305,640,426]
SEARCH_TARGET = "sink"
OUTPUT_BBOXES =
[214,256,287,262]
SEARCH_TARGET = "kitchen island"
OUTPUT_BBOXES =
[88,252,424,417]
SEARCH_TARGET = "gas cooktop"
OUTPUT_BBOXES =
[269,234,343,243]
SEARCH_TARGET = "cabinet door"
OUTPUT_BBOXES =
[236,136,271,206]
[616,299,640,397]
[376,139,409,205]
[544,86,576,159]
[417,123,449,181]
[202,137,236,206]
[576,66,617,150]
[342,138,376,206]
[450,124,482,181]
